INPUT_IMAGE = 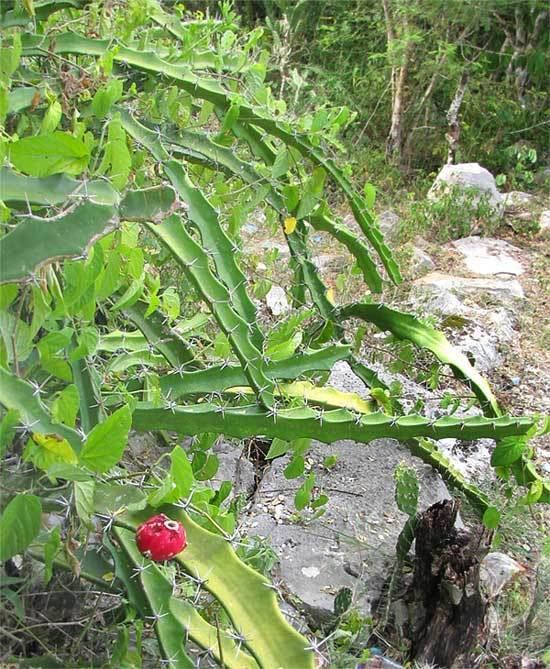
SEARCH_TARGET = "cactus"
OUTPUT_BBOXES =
[145,214,274,408]
[150,114,384,294]
[132,402,534,444]
[159,344,351,399]
[338,302,499,415]
[21,32,400,285]
[122,300,196,370]
[0,175,179,284]
[114,526,262,669]
[116,506,316,669]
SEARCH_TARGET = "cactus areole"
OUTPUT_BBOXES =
[135,514,187,561]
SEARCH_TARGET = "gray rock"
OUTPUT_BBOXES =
[265,285,290,315]
[413,272,524,304]
[410,247,436,277]
[504,190,534,213]
[451,237,524,276]
[312,253,347,273]
[539,210,550,235]
[328,360,371,398]
[377,210,401,242]
[210,440,256,498]
[534,165,550,185]
[480,552,525,600]
[244,440,452,622]
[260,239,290,258]
[428,163,504,217]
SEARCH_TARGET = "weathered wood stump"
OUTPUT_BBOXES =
[409,499,492,668]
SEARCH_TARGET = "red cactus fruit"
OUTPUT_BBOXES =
[135,513,187,561]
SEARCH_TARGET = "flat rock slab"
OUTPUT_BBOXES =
[413,271,524,302]
[451,237,524,276]
[243,438,451,623]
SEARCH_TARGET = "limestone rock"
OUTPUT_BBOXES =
[410,246,436,277]
[428,163,504,217]
[413,272,524,304]
[210,440,256,498]
[377,210,401,242]
[266,285,290,315]
[480,552,525,600]
[504,190,534,212]
[539,210,550,235]
[244,440,452,622]
[451,237,524,276]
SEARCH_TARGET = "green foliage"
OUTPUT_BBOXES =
[0,493,42,560]
[0,1,547,666]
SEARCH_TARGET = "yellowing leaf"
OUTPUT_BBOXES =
[326,287,335,304]
[33,433,78,464]
[284,216,297,235]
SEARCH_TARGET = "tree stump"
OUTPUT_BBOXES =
[409,499,492,668]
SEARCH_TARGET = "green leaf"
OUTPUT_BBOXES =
[296,167,325,220]
[41,356,73,382]
[0,494,41,561]
[221,102,240,133]
[0,284,18,310]
[43,526,61,584]
[40,99,62,135]
[0,408,19,458]
[37,329,73,358]
[9,132,91,177]
[46,463,93,482]
[161,287,180,321]
[167,446,194,501]
[272,149,291,178]
[0,34,21,77]
[284,454,304,479]
[23,432,78,470]
[519,480,543,505]
[97,114,131,190]
[111,277,144,311]
[482,506,500,530]
[75,480,96,527]
[294,473,315,510]
[91,79,123,118]
[194,453,219,481]
[363,182,376,209]
[266,437,290,459]
[69,326,99,362]
[491,435,527,467]
[323,454,337,469]
[51,384,80,428]
[79,405,132,473]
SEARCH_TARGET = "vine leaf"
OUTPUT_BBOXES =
[79,405,132,472]
[9,131,91,176]
[0,494,42,561]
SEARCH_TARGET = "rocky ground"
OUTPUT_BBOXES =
[228,169,549,667]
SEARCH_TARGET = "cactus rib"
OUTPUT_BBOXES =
[116,112,263,349]
[114,526,260,669]
[146,215,274,408]
[0,202,119,284]
[21,33,399,284]
[338,302,499,416]
[0,368,82,452]
[117,507,316,669]
[122,300,197,370]
[132,403,533,443]
[159,344,351,399]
